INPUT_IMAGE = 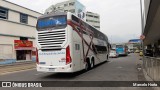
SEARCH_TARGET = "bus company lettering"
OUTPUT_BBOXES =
[39,52,65,55]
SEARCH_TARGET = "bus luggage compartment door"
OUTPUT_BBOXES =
[73,43,82,70]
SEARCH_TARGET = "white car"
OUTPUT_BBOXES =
[109,50,118,58]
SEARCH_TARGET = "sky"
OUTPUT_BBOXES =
[7,0,142,43]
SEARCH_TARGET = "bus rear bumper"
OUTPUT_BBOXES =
[36,64,74,73]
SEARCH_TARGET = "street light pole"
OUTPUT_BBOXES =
[140,0,144,31]
[140,0,145,68]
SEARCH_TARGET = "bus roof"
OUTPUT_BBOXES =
[38,12,67,19]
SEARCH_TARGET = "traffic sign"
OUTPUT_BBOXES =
[140,35,145,40]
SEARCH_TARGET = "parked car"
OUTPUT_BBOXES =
[109,50,118,58]
[139,50,143,56]
[135,50,140,53]
[128,49,131,54]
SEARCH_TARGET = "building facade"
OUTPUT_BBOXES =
[45,0,86,20]
[143,0,160,81]
[86,11,100,30]
[45,0,100,30]
[127,39,141,52]
[0,0,42,63]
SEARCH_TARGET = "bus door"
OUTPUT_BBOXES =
[73,42,82,70]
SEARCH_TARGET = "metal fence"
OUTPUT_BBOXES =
[144,56,160,81]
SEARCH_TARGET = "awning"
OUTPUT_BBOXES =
[15,47,36,51]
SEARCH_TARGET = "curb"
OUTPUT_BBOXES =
[0,61,36,67]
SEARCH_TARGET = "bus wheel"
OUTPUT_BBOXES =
[91,58,95,69]
[107,55,109,61]
[85,62,89,71]
[85,59,91,71]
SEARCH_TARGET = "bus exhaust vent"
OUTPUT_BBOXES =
[38,30,66,49]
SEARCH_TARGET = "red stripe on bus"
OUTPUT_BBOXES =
[67,20,100,62]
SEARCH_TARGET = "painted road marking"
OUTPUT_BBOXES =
[35,72,47,76]
[116,66,123,69]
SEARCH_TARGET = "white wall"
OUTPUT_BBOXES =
[0,0,42,17]
[0,20,36,38]
[0,0,42,60]
[8,10,19,22]
[0,36,18,59]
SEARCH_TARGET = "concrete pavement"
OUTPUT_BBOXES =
[0,62,36,75]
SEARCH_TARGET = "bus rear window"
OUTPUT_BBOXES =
[37,15,67,30]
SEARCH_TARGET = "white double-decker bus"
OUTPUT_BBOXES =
[36,12,110,73]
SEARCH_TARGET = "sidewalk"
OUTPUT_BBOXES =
[0,61,36,75]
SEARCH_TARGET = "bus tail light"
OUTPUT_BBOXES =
[36,48,39,64]
[66,46,72,65]
[125,48,127,52]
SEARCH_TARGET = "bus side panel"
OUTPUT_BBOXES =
[91,38,108,65]
[68,25,83,72]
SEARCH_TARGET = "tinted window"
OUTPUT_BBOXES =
[72,15,79,23]
[95,45,107,54]
[72,15,108,43]
[37,15,67,30]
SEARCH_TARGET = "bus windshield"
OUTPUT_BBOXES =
[37,15,67,30]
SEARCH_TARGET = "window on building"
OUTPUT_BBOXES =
[20,13,28,24]
[64,10,68,12]
[69,9,75,13]
[20,37,28,40]
[94,16,99,19]
[69,2,75,6]
[95,21,100,23]
[87,20,95,22]
[87,15,93,17]
[0,7,8,19]
[64,4,68,7]
[94,26,100,28]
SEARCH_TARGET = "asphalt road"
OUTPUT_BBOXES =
[0,53,154,90]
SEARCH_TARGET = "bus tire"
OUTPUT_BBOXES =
[107,55,109,61]
[85,62,89,71]
[91,58,95,69]
[85,58,91,71]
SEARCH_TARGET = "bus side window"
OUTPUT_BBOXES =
[77,27,81,32]
[95,45,107,54]
[75,44,80,50]
[72,15,79,23]
[92,45,97,54]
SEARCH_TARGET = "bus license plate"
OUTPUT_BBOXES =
[48,68,55,71]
